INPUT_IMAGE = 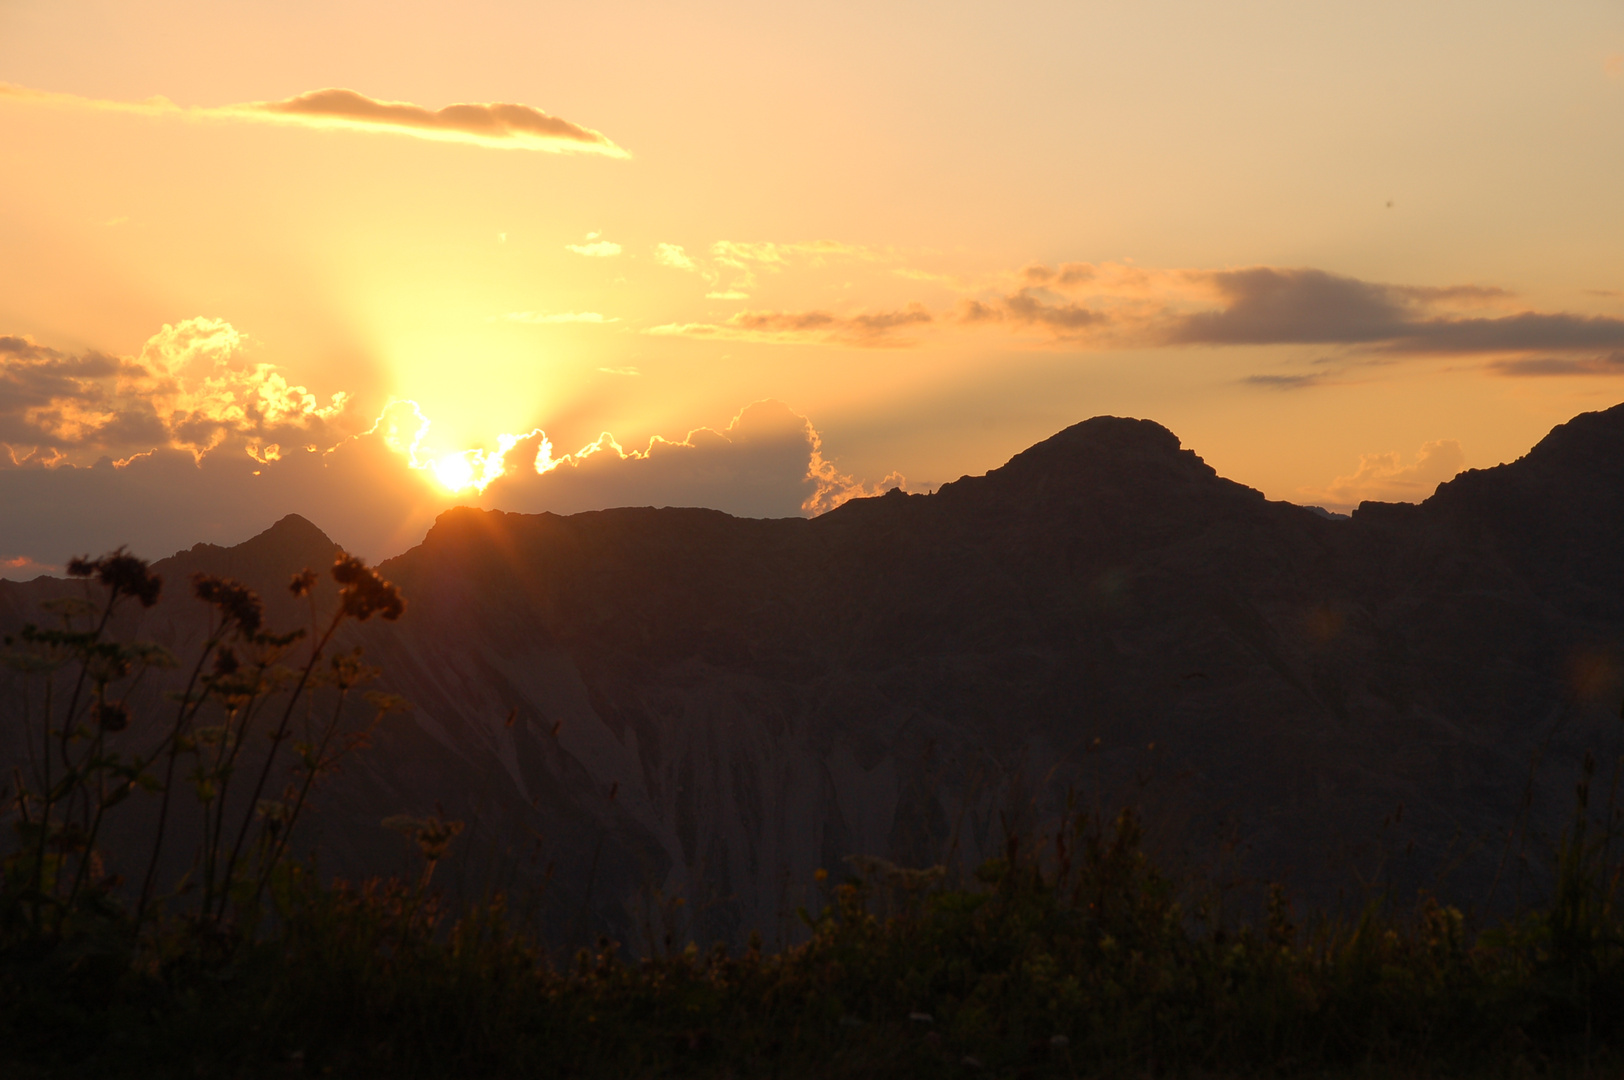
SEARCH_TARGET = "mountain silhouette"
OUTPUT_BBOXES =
[4,406,1622,945]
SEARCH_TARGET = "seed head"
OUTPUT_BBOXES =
[95,701,129,732]
[289,568,319,598]
[69,548,163,608]
[192,574,264,635]
[331,552,404,622]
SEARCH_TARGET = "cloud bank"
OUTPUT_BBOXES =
[0,82,627,156]
[945,263,1624,380]
[0,326,901,576]
[0,320,354,467]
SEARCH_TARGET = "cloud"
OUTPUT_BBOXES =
[1163,267,1624,355]
[648,304,932,347]
[1393,312,1624,354]
[651,238,880,298]
[566,233,623,257]
[957,289,1106,334]
[0,320,356,467]
[475,400,872,519]
[951,263,1624,364]
[1168,268,1416,345]
[0,422,451,577]
[654,244,698,272]
[1300,439,1466,511]
[1240,372,1335,390]
[0,82,628,156]
[1021,262,1098,287]
[0,331,908,574]
[503,311,617,324]
[1486,352,1624,377]
[0,555,57,578]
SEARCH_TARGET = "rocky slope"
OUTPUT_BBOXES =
[4,406,1623,945]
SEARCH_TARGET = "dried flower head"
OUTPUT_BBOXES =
[69,548,163,608]
[213,645,240,676]
[289,568,319,598]
[192,574,264,635]
[382,813,465,862]
[95,701,129,732]
[331,552,405,622]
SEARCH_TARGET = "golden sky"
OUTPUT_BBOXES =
[2,0,1622,573]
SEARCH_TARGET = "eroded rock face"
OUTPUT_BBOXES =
[5,407,1623,945]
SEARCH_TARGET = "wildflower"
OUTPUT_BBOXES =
[95,701,129,732]
[192,574,264,635]
[213,646,240,676]
[289,568,318,598]
[331,552,404,622]
[68,547,163,608]
[382,813,465,862]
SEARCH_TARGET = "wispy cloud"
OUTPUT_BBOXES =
[1486,351,1624,377]
[648,304,933,347]
[652,238,881,298]
[1241,372,1336,390]
[503,311,618,324]
[0,82,628,156]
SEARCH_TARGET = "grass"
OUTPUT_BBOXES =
[3,550,1623,1077]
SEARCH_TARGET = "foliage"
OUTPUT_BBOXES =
[1,547,404,946]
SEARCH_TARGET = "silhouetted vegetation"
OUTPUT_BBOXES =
[3,552,1623,1077]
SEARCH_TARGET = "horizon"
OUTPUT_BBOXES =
[3,1,1622,576]
[3,398,1608,582]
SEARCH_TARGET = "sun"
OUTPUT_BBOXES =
[430,452,477,493]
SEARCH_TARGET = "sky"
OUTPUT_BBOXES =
[2,0,1622,575]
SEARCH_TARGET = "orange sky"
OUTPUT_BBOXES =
[2,0,1622,573]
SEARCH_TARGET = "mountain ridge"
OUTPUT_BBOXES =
[4,405,1622,946]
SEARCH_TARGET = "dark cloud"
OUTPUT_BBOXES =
[0,433,441,575]
[1169,268,1624,354]
[478,400,849,519]
[1170,269,1411,345]
[256,89,613,149]
[0,81,627,157]
[1240,372,1332,390]
[1398,313,1624,354]
[1486,351,1624,377]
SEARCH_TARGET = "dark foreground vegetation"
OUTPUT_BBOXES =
[3,553,1623,1078]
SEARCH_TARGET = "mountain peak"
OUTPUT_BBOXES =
[155,514,340,591]
[982,414,1221,493]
